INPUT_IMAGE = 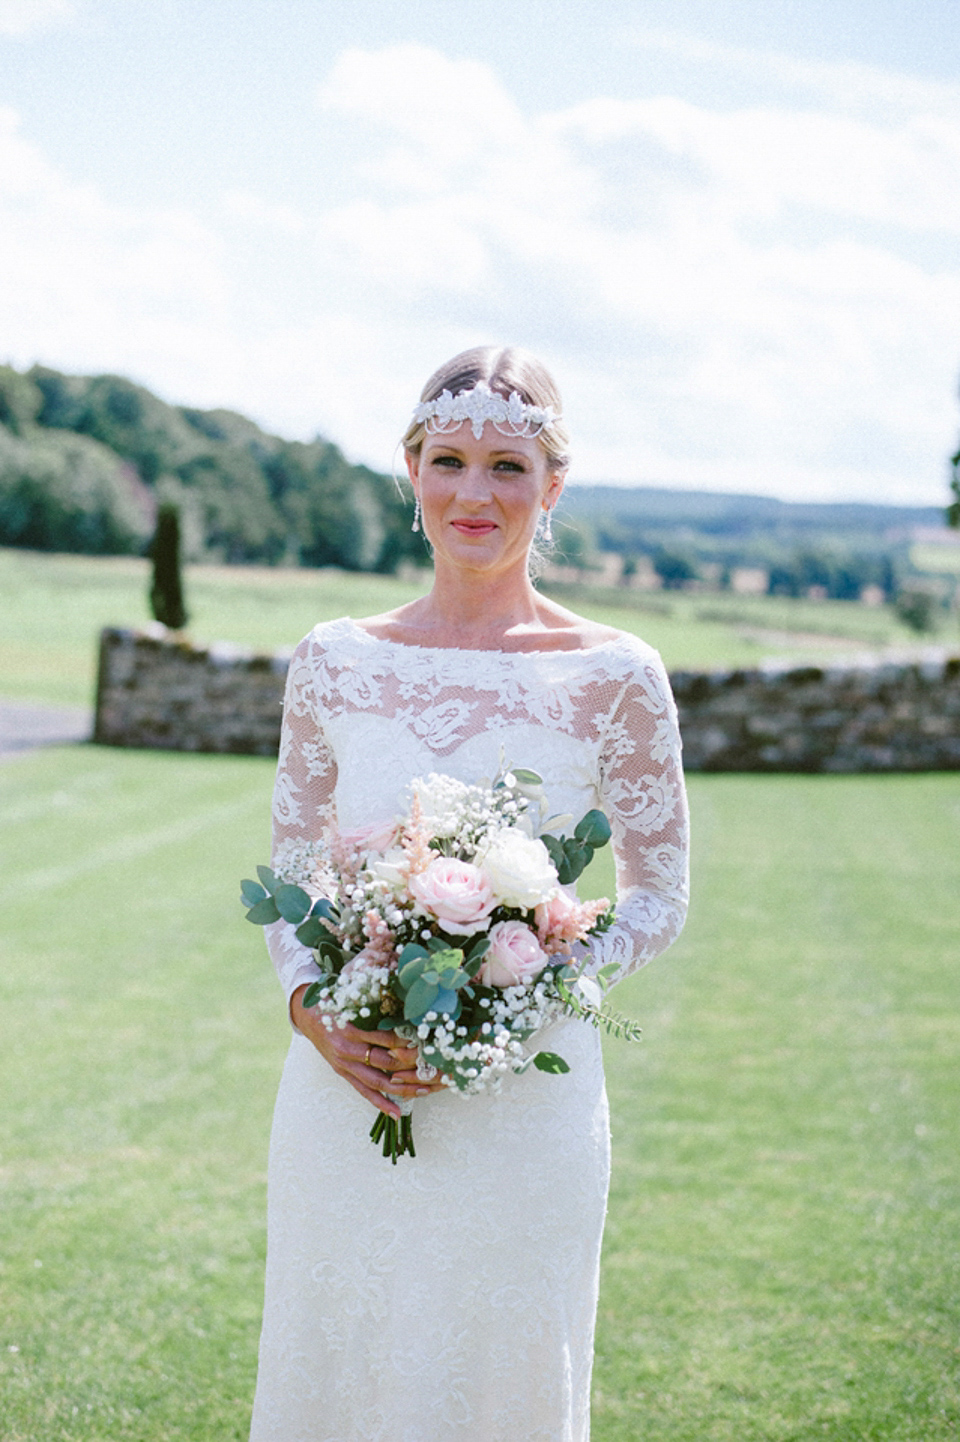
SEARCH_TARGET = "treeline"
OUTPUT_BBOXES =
[557,484,946,602]
[0,364,421,571]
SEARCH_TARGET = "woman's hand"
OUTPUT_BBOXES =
[290,984,447,1118]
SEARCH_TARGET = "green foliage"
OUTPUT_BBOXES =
[653,545,699,589]
[0,425,151,555]
[949,440,959,528]
[148,503,188,630]
[542,807,612,884]
[0,365,43,435]
[560,485,936,602]
[532,1050,571,1074]
[0,362,425,572]
[894,584,939,633]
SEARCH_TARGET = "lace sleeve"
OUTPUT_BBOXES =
[263,635,339,1010]
[584,650,690,983]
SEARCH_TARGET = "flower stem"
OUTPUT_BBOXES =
[368,1111,416,1163]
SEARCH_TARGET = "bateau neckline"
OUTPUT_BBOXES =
[328,615,633,659]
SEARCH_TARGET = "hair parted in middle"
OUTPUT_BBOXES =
[401,346,571,473]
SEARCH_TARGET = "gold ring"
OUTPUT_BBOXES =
[364,1046,372,1066]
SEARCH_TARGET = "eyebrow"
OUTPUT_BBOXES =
[427,444,529,459]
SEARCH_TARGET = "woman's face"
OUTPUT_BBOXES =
[407,425,565,579]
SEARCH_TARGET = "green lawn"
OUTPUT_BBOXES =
[0,547,942,709]
[2,748,958,1439]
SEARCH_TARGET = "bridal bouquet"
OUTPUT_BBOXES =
[242,762,640,1162]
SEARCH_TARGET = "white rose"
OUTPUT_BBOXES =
[370,846,409,890]
[479,829,558,910]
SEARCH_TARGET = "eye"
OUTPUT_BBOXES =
[431,454,463,469]
[493,460,526,473]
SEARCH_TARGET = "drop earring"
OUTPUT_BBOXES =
[411,496,422,533]
[541,505,553,544]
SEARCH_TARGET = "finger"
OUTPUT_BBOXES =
[388,1068,446,1092]
[387,1078,442,1097]
[338,1069,402,1118]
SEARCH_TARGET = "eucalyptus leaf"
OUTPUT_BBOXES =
[240,878,267,907]
[557,838,592,884]
[465,935,490,961]
[398,955,430,989]
[398,943,429,967]
[542,834,565,869]
[404,976,440,1022]
[574,809,611,848]
[294,917,327,947]
[430,947,464,971]
[274,883,312,924]
[511,767,543,785]
[256,865,278,894]
[301,981,324,1008]
[432,987,461,1017]
[533,1051,571,1074]
[311,897,339,922]
[245,896,281,925]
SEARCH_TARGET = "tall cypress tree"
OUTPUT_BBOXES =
[149,503,189,630]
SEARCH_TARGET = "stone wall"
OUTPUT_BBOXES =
[93,626,291,757]
[94,626,960,771]
[672,660,960,771]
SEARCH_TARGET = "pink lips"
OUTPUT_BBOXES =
[452,520,498,535]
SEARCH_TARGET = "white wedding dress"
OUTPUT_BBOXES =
[249,618,689,1442]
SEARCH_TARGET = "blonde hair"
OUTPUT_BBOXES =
[401,346,570,472]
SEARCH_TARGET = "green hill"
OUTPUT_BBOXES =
[0,364,421,572]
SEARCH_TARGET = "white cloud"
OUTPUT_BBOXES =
[626,29,960,126]
[0,0,74,36]
[0,43,958,505]
[304,45,960,501]
[0,106,235,403]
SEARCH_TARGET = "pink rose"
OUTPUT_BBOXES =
[409,857,495,933]
[339,818,398,855]
[478,920,548,987]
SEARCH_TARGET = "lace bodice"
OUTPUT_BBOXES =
[265,617,689,1006]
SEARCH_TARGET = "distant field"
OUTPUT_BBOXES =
[0,547,943,708]
[1,751,957,1439]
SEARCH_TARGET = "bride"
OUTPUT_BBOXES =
[249,346,689,1442]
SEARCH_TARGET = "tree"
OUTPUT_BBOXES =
[653,545,698,589]
[949,439,959,529]
[149,504,189,630]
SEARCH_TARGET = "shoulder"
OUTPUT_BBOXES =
[290,616,356,661]
[536,599,664,669]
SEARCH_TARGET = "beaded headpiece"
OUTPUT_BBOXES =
[412,381,559,441]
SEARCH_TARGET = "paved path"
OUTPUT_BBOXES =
[0,701,93,759]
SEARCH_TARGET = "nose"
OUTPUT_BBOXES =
[458,463,494,506]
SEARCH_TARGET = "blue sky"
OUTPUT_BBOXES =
[1,0,959,505]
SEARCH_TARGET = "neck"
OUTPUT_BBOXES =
[415,558,543,645]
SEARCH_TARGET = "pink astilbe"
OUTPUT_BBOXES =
[329,830,362,888]
[362,909,398,968]
[535,892,610,956]
[400,793,434,878]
